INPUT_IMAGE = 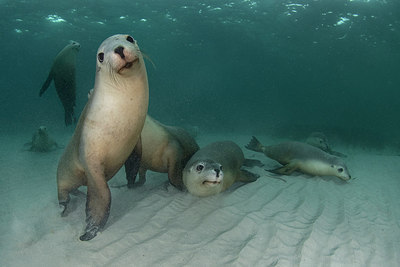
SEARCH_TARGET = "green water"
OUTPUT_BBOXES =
[1,0,399,149]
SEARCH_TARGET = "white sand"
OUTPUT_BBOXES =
[1,132,399,266]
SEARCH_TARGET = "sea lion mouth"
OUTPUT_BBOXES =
[203,180,221,185]
[119,57,139,72]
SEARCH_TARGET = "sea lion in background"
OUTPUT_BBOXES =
[56,34,148,241]
[306,132,347,158]
[124,115,200,189]
[183,141,260,197]
[24,126,61,152]
[39,40,80,126]
[246,136,351,181]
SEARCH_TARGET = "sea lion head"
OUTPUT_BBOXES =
[330,158,351,181]
[68,40,80,52]
[37,126,48,137]
[96,34,143,76]
[183,159,224,197]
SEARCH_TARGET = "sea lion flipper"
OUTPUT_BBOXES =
[125,137,142,188]
[245,136,264,153]
[330,150,347,158]
[80,178,111,241]
[39,71,54,96]
[268,161,298,175]
[238,169,259,183]
[243,158,264,167]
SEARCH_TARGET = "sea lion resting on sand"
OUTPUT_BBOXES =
[246,136,351,181]
[183,141,260,197]
[39,40,80,126]
[124,115,200,189]
[24,126,60,152]
[87,89,200,190]
[306,132,347,158]
[56,34,149,241]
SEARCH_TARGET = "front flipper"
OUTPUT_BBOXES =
[168,161,184,191]
[267,161,299,175]
[39,71,54,96]
[80,178,111,241]
[238,169,260,183]
[124,137,142,188]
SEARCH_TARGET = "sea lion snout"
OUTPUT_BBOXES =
[114,46,125,59]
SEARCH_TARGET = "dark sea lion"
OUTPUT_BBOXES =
[24,126,60,152]
[39,40,80,126]
[246,136,351,181]
[306,132,347,158]
[56,34,148,241]
[124,115,200,189]
[183,141,259,197]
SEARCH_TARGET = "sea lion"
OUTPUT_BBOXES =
[124,115,200,189]
[87,89,200,190]
[245,136,351,181]
[306,132,347,158]
[39,40,80,126]
[183,141,259,197]
[56,34,148,241]
[24,126,60,152]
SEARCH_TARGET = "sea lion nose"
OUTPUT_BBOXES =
[114,46,125,59]
[215,169,220,177]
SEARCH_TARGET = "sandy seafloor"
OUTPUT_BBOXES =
[1,130,399,267]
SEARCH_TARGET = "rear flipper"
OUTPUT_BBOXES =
[238,169,260,183]
[243,158,264,167]
[124,137,142,188]
[245,136,264,153]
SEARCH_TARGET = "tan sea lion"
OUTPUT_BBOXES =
[124,115,200,189]
[39,40,80,126]
[56,34,148,241]
[183,141,259,197]
[246,136,351,181]
[24,126,60,152]
[87,89,200,190]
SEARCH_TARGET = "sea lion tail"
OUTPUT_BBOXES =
[245,136,264,153]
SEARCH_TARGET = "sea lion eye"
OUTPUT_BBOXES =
[196,164,204,172]
[126,36,135,44]
[338,168,343,173]
[98,52,104,63]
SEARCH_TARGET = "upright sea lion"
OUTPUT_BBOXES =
[245,136,351,181]
[24,126,60,152]
[124,115,199,189]
[56,34,148,241]
[183,141,259,197]
[39,40,80,126]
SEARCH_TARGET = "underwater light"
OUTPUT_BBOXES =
[46,15,66,23]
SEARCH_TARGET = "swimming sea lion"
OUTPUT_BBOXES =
[124,115,199,189]
[245,136,351,181]
[56,34,148,241]
[39,40,80,126]
[306,132,347,158]
[24,126,60,152]
[183,141,259,197]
